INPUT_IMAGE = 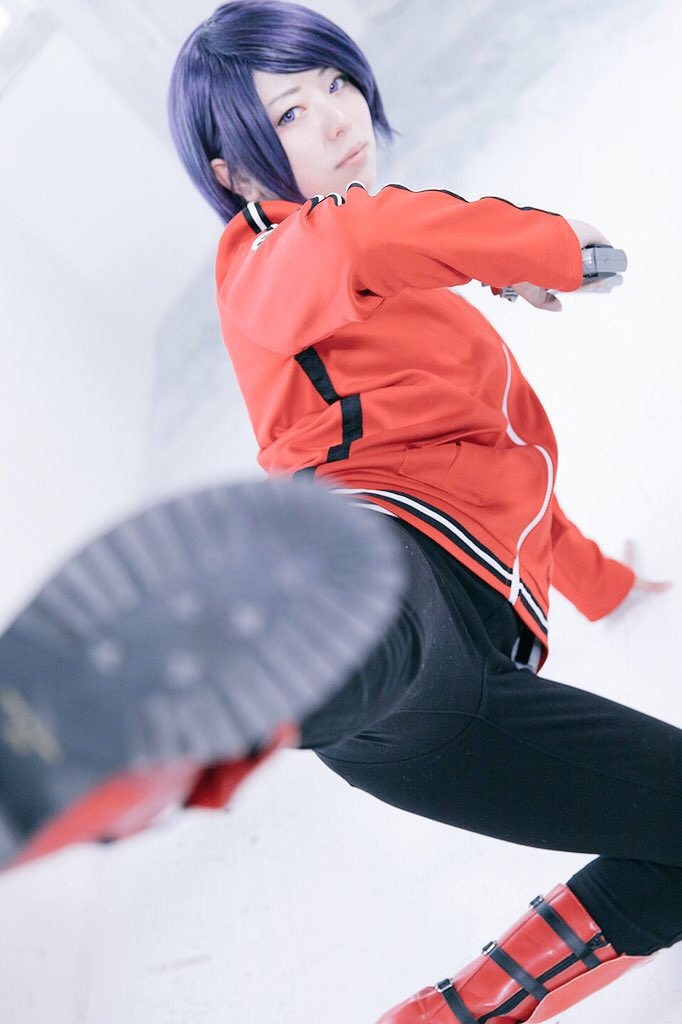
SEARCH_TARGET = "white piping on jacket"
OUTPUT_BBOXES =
[348,500,398,516]
[499,342,554,606]
[330,488,549,631]
[246,201,270,232]
[333,488,513,578]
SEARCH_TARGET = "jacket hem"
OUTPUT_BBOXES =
[329,486,550,648]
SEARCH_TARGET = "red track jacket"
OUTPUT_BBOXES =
[215,181,634,657]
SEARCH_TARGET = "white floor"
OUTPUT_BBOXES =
[1,1,682,1021]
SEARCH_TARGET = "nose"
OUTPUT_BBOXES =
[321,97,350,139]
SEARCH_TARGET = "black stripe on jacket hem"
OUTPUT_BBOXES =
[337,489,548,637]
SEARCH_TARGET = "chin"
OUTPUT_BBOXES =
[339,169,377,194]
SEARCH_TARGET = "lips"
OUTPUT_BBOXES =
[336,142,366,168]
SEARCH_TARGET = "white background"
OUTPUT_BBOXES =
[1,1,681,1021]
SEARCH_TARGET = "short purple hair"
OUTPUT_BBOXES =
[167,0,398,224]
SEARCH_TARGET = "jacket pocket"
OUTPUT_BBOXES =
[397,440,482,501]
[398,440,537,510]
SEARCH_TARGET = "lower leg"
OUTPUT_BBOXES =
[568,857,682,956]
[376,882,649,1024]
[317,661,682,1021]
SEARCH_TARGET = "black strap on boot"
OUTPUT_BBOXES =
[435,979,477,1024]
[435,894,609,1023]
[482,941,549,1002]
[530,895,604,969]
[435,939,550,1024]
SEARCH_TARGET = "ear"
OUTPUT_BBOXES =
[210,157,231,189]
[210,158,264,203]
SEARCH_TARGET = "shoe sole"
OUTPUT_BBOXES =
[0,478,406,865]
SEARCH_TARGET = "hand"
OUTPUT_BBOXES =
[510,281,564,312]
[564,217,613,249]
[507,219,614,312]
[624,539,673,593]
[577,275,624,294]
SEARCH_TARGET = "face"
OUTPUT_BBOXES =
[211,66,378,202]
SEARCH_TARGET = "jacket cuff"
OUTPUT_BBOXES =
[580,559,636,621]
[553,214,585,292]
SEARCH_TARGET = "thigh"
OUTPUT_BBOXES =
[316,647,682,868]
[299,517,492,750]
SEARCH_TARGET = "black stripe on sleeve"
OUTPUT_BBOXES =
[246,183,561,236]
[378,183,561,218]
[479,195,562,217]
[382,182,470,202]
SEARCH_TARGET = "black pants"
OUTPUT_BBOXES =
[299,516,682,957]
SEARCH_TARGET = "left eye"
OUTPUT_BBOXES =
[330,73,350,92]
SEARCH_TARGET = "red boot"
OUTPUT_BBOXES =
[0,478,406,870]
[377,884,649,1023]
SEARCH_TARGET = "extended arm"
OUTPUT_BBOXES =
[219,182,584,355]
[550,496,635,620]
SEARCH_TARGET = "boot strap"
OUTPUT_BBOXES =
[482,941,549,1002]
[530,895,604,968]
[435,979,477,1024]
[436,894,607,1022]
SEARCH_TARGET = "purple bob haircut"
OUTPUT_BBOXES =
[167,0,398,224]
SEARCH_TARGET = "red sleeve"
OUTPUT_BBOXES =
[218,182,584,355]
[550,496,635,620]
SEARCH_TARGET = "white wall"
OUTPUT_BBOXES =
[0,24,219,626]
[1,2,681,1022]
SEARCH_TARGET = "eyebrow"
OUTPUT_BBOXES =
[267,67,330,110]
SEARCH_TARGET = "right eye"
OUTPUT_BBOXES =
[278,106,298,127]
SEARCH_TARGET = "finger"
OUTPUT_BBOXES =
[514,283,561,311]
[624,538,635,567]
[580,277,618,293]
[512,282,542,306]
[590,228,613,247]
[634,578,673,593]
